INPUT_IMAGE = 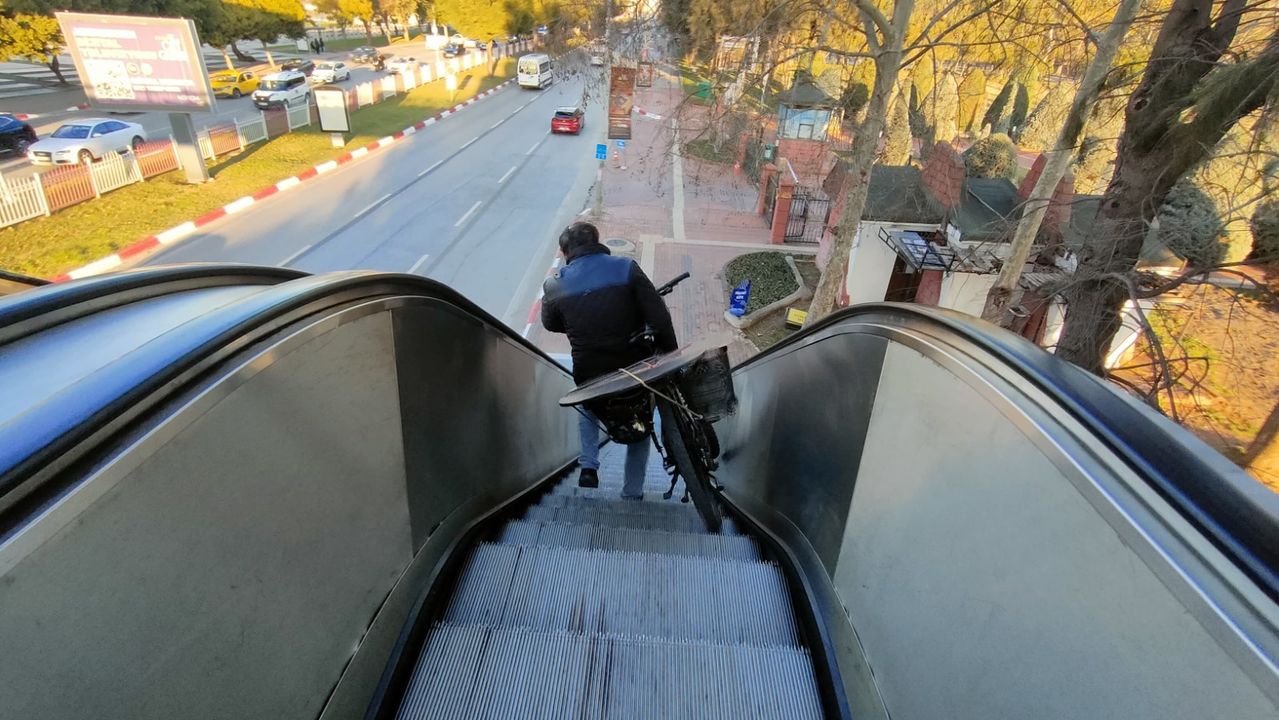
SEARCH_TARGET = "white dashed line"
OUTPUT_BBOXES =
[498,165,516,184]
[279,243,313,266]
[526,136,545,155]
[490,120,502,129]
[460,137,477,149]
[408,253,431,274]
[454,200,482,227]
[419,159,444,177]
[355,193,391,218]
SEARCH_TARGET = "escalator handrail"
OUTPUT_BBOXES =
[0,268,571,526]
[736,302,1279,603]
[0,264,306,345]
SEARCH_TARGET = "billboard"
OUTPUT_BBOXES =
[56,12,215,113]
[608,66,635,140]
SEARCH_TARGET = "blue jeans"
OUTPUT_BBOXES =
[579,410,652,499]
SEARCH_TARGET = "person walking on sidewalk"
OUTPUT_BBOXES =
[541,222,678,498]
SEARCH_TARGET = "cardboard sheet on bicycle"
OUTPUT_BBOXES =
[559,341,725,407]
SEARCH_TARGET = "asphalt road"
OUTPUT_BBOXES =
[0,43,464,180]
[140,68,604,329]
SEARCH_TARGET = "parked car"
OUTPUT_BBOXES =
[208,70,259,98]
[551,106,585,134]
[384,56,418,74]
[281,59,316,76]
[311,61,351,83]
[252,70,312,109]
[0,114,37,157]
[350,46,378,64]
[27,118,146,165]
[442,43,465,57]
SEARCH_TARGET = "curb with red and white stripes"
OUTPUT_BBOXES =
[522,254,564,338]
[51,81,516,282]
[9,103,90,121]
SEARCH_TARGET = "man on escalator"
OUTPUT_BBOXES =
[541,222,678,498]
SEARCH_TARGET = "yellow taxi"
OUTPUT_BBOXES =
[209,70,259,98]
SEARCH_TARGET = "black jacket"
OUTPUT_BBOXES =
[541,243,678,383]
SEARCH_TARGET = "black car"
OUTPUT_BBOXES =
[281,59,316,76]
[442,43,466,57]
[350,46,378,64]
[0,114,37,157]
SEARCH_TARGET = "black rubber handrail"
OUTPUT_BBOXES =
[0,264,305,345]
[0,269,571,524]
[737,302,1279,603]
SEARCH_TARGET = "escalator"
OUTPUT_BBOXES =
[0,266,1276,720]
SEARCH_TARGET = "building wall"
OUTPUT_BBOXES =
[938,272,997,316]
[847,222,935,305]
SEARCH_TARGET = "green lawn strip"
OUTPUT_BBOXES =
[683,137,736,165]
[268,31,422,54]
[0,58,516,279]
[740,257,819,351]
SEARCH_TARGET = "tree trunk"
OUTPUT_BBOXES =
[401,16,411,42]
[362,19,373,45]
[982,0,1142,326]
[46,54,66,84]
[1055,0,1278,373]
[222,48,235,70]
[263,47,275,67]
[232,42,255,63]
[1245,399,1279,485]
[807,3,912,324]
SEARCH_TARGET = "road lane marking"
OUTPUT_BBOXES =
[454,200,482,227]
[355,193,391,218]
[419,159,444,177]
[408,253,431,274]
[526,135,547,155]
[671,119,686,241]
[460,137,477,149]
[279,243,314,266]
[498,165,516,184]
[490,120,502,129]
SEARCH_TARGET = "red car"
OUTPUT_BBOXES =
[551,106,585,134]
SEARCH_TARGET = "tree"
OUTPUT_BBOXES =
[1056,0,1279,372]
[1008,81,1029,136]
[1154,180,1228,269]
[932,72,958,143]
[381,0,417,40]
[0,12,66,83]
[1017,85,1073,150]
[980,80,1013,131]
[956,68,985,132]
[981,0,1143,325]
[881,92,911,164]
[436,0,516,39]
[963,133,1017,178]
[807,0,999,322]
[318,0,375,42]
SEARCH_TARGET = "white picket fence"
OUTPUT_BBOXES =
[238,114,269,144]
[89,151,142,195]
[0,173,50,229]
[287,102,311,130]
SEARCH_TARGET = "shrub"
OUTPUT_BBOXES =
[963,133,1019,179]
[724,251,799,315]
[981,80,1014,131]
[1009,83,1030,137]
[1155,180,1228,268]
[1249,199,1279,262]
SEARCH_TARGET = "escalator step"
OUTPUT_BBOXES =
[523,504,739,535]
[535,494,702,516]
[497,520,762,561]
[397,623,824,720]
[444,544,799,647]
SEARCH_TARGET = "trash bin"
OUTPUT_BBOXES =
[695,81,712,99]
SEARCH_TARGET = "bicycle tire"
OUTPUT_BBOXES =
[657,398,723,533]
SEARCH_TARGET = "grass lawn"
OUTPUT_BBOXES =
[738,256,821,352]
[677,61,783,112]
[0,57,515,279]
[269,30,423,54]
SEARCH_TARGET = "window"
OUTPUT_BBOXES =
[52,125,91,139]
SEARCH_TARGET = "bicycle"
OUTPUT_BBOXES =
[559,273,735,532]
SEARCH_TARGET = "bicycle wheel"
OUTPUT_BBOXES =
[657,397,723,533]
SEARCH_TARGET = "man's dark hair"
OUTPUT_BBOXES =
[558,222,600,254]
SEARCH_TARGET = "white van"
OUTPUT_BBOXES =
[252,70,311,109]
[518,53,553,89]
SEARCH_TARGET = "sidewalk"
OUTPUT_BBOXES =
[530,63,797,367]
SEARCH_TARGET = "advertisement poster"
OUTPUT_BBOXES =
[56,12,215,113]
[637,62,654,87]
[608,66,636,140]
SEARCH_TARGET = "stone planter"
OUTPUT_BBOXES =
[723,254,812,329]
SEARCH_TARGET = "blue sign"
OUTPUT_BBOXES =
[728,279,751,317]
[594,143,607,160]
[615,139,627,148]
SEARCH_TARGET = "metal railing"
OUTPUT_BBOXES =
[287,102,311,130]
[88,151,142,195]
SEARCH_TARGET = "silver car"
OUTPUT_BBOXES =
[27,118,147,165]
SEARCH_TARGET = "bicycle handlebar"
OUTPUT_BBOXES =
[656,272,690,296]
